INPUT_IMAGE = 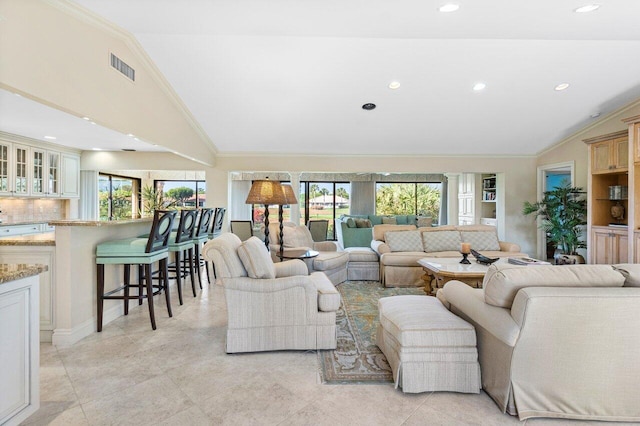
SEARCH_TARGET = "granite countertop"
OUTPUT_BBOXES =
[0,232,55,246]
[48,218,153,227]
[0,220,54,226]
[0,264,48,285]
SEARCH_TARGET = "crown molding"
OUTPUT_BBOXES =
[0,131,82,154]
[216,151,535,159]
[43,0,217,156]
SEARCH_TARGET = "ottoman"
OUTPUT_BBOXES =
[344,247,379,281]
[376,295,481,394]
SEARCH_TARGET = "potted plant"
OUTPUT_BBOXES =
[523,183,587,264]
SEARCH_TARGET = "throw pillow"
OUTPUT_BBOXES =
[460,231,500,251]
[382,216,397,225]
[346,217,356,228]
[417,217,433,228]
[422,230,461,252]
[237,236,276,279]
[385,230,423,252]
[613,264,640,287]
[355,218,372,228]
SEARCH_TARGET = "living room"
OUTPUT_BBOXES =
[2,0,640,424]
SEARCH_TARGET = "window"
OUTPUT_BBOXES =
[154,180,206,208]
[376,182,441,223]
[99,173,140,221]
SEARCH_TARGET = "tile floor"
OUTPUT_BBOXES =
[25,278,633,426]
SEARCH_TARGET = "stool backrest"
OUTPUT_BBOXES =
[230,220,253,241]
[175,209,198,243]
[146,210,177,253]
[195,208,214,238]
[211,207,226,236]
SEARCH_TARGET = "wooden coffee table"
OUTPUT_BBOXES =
[418,257,506,295]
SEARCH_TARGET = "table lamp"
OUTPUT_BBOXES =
[246,179,286,250]
[278,184,299,259]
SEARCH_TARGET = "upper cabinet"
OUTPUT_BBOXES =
[590,133,628,174]
[0,136,80,198]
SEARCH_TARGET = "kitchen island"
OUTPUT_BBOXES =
[50,218,153,346]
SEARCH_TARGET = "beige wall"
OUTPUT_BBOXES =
[0,0,215,165]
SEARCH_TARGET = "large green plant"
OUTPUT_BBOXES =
[141,185,176,216]
[523,183,587,255]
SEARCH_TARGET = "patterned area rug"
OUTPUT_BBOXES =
[317,281,426,384]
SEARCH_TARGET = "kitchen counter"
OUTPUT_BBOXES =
[0,232,55,246]
[0,220,55,226]
[0,263,48,285]
[49,218,153,227]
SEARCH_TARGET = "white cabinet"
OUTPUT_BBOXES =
[0,274,40,426]
[61,154,80,198]
[0,138,79,199]
[0,224,43,237]
[458,173,480,225]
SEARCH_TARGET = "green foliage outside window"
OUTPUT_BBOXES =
[376,183,441,221]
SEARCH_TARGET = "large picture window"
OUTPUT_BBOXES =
[376,182,441,222]
[154,180,207,208]
[99,173,140,221]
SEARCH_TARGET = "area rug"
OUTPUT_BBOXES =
[317,281,426,384]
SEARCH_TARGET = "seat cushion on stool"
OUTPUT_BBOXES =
[313,251,349,271]
[344,247,379,262]
[96,237,149,256]
[377,295,481,394]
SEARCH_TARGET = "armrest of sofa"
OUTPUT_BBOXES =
[442,281,520,347]
[313,241,338,252]
[274,259,308,278]
[498,241,521,252]
[371,240,390,255]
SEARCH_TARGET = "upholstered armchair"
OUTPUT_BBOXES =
[202,233,340,353]
[267,222,349,285]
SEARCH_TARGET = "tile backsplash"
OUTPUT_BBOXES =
[0,198,67,223]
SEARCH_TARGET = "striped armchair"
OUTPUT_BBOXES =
[202,233,340,353]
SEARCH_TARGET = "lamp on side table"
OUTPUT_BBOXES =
[246,178,286,251]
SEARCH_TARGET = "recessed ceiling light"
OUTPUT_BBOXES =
[554,83,570,91]
[473,82,486,91]
[152,144,159,146]
[362,103,376,110]
[127,133,135,137]
[133,137,140,141]
[90,121,97,125]
[575,4,600,13]
[14,93,22,97]
[82,116,90,120]
[591,112,601,118]
[92,148,102,151]
[439,4,459,12]
[388,81,401,90]
[43,135,57,140]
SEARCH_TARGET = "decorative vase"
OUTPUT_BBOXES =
[553,251,586,265]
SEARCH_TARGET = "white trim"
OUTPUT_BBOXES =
[535,161,575,259]
[51,303,123,347]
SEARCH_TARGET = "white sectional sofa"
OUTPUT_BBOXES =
[371,224,525,287]
[439,263,640,422]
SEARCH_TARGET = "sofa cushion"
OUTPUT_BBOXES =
[417,217,433,228]
[237,236,276,279]
[355,218,372,228]
[395,215,408,225]
[460,230,500,251]
[380,252,425,266]
[282,225,312,248]
[385,230,423,252]
[344,247,379,262]
[313,251,349,271]
[382,216,398,225]
[483,263,625,308]
[346,217,356,228]
[422,230,462,253]
[613,264,640,287]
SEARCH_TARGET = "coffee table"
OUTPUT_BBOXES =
[418,257,506,295]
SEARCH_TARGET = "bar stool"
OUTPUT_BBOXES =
[208,207,226,279]
[96,210,176,331]
[167,209,198,305]
[192,208,214,287]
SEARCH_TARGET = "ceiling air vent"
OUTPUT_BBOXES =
[110,53,135,81]
[122,149,136,152]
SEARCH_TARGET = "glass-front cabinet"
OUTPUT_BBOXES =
[32,148,45,195]
[0,142,11,195]
[31,148,60,197]
[47,152,60,196]
[13,144,29,196]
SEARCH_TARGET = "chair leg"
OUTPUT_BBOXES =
[144,263,157,330]
[124,264,130,315]
[162,258,172,317]
[138,265,144,305]
[175,251,183,305]
[205,256,211,284]
[97,264,105,332]
[188,247,196,297]
[194,244,203,289]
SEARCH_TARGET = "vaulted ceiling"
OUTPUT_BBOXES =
[3,0,640,157]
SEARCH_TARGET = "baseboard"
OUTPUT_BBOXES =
[52,304,124,347]
[40,329,53,343]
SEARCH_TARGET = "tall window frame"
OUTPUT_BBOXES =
[375,181,442,222]
[153,179,207,208]
[98,173,141,221]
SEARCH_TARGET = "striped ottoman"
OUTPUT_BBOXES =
[376,295,481,394]
[344,247,379,281]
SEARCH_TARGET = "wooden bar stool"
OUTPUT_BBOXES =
[96,210,176,331]
[166,209,198,304]
[208,207,226,278]
[192,208,214,287]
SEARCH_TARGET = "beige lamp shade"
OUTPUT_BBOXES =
[281,184,298,205]
[245,180,286,205]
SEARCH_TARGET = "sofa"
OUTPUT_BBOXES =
[202,233,340,353]
[371,224,525,287]
[335,214,433,249]
[439,263,640,422]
